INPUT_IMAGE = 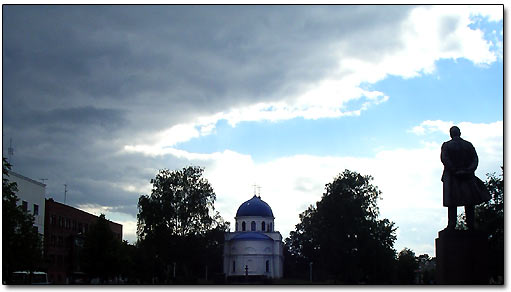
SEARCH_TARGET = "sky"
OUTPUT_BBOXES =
[2,5,503,257]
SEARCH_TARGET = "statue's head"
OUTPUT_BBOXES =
[450,126,461,138]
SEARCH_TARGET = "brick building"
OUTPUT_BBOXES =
[44,198,122,284]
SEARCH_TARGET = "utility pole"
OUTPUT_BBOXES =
[64,184,68,204]
[8,138,14,165]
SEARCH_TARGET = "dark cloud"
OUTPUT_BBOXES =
[2,5,415,227]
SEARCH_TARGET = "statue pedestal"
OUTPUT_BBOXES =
[435,229,489,284]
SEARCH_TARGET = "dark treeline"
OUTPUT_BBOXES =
[2,158,504,284]
[283,168,503,284]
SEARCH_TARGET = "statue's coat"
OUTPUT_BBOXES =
[441,137,490,207]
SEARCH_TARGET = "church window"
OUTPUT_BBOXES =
[266,260,270,273]
[251,221,256,231]
[269,223,273,232]
[242,221,246,231]
[262,221,266,231]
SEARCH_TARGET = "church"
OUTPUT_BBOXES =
[223,194,283,279]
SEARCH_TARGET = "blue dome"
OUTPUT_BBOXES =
[232,232,272,241]
[236,195,274,217]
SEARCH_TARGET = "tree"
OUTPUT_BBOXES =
[415,254,435,284]
[477,168,503,283]
[456,167,503,283]
[285,169,397,284]
[396,248,418,284]
[81,214,122,283]
[136,166,229,283]
[2,158,43,284]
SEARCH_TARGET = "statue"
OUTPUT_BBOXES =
[441,126,490,230]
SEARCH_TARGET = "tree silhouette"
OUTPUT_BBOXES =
[81,214,122,283]
[285,169,397,284]
[396,248,418,284]
[477,168,503,283]
[136,166,228,283]
[2,158,43,284]
[456,167,503,283]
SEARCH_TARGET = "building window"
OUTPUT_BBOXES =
[262,221,266,231]
[21,201,28,212]
[58,216,63,228]
[72,220,77,231]
[58,236,63,247]
[266,260,270,273]
[251,221,256,231]
[49,214,55,225]
[269,223,273,232]
[33,204,39,216]
[242,221,246,231]
[232,261,235,272]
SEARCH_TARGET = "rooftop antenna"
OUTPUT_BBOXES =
[257,186,262,197]
[40,178,48,184]
[64,184,68,204]
[7,138,14,165]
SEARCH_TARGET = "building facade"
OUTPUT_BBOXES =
[223,195,283,279]
[7,171,46,235]
[44,198,122,284]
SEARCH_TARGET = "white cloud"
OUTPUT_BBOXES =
[76,203,114,216]
[468,5,503,22]
[189,120,501,256]
[409,120,503,174]
[119,5,499,156]
[116,119,504,254]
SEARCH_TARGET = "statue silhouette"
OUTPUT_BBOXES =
[441,126,490,230]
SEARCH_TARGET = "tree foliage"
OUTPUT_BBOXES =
[285,169,397,284]
[136,166,229,283]
[456,167,503,282]
[477,168,503,282]
[396,248,418,284]
[81,214,123,283]
[137,166,218,238]
[2,158,43,283]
